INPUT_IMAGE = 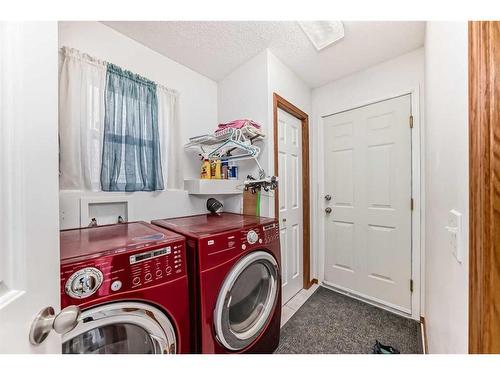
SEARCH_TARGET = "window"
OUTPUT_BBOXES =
[59,47,182,192]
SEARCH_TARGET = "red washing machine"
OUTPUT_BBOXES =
[152,213,281,354]
[59,221,190,354]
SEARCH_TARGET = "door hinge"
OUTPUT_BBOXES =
[409,115,414,128]
[410,198,414,210]
[410,279,414,293]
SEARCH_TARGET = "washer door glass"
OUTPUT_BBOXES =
[214,251,279,351]
[62,302,177,354]
[63,323,155,354]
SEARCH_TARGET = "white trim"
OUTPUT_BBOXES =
[0,289,24,310]
[316,87,423,321]
[322,281,412,317]
[0,22,27,296]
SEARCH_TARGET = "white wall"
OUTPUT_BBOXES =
[311,47,425,289]
[58,21,219,229]
[424,22,468,353]
[216,50,269,213]
[217,50,269,206]
[217,50,312,219]
[266,50,312,218]
[218,50,269,126]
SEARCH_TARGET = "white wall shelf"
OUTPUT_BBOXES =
[184,179,243,195]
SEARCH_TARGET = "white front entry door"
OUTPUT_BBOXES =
[277,109,303,304]
[323,95,412,312]
[0,22,61,353]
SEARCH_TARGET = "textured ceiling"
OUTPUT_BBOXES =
[101,21,425,88]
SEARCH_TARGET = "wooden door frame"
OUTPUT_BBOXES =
[273,93,313,289]
[469,21,500,354]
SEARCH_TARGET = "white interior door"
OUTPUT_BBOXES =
[0,22,61,353]
[277,109,303,304]
[323,95,412,312]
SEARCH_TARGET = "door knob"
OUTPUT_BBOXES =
[325,194,332,201]
[29,305,81,345]
[325,207,332,214]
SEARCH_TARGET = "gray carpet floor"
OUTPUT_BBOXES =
[276,286,422,354]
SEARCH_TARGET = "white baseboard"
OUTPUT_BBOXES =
[321,281,416,320]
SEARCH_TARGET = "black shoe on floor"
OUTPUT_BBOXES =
[373,340,400,354]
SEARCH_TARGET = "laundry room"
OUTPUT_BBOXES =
[2,2,500,371]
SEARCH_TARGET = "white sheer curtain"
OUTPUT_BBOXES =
[59,46,181,191]
[59,47,107,190]
[157,86,182,190]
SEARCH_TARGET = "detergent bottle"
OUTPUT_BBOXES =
[214,159,222,179]
[200,158,211,179]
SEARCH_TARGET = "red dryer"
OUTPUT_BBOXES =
[59,222,190,354]
[152,213,281,354]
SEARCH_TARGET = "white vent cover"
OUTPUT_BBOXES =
[298,21,344,51]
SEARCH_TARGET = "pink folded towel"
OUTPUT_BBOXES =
[217,119,262,130]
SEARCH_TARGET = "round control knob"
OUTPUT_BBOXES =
[165,266,172,274]
[65,267,103,299]
[156,270,163,277]
[247,230,258,245]
[111,280,122,292]
[144,273,152,282]
[132,276,141,286]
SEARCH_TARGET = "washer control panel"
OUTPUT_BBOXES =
[129,243,184,289]
[61,239,186,305]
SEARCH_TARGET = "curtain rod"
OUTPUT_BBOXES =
[60,46,179,96]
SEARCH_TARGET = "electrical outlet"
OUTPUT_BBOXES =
[446,209,462,263]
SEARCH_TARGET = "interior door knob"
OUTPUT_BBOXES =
[325,207,332,214]
[325,194,332,201]
[29,305,81,345]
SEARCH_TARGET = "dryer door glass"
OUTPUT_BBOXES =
[214,251,279,351]
[62,302,177,354]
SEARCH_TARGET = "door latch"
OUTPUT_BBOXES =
[29,305,81,345]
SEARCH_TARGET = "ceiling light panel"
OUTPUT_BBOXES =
[298,21,344,51]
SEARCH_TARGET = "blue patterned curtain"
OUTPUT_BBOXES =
[101,64,164,191]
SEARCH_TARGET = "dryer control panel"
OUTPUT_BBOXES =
[60,239,186,306]
[198,221,280,271]
[262,223,279,244]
